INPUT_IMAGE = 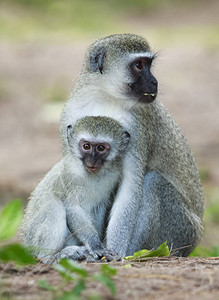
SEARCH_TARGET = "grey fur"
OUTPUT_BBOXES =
[20,116,130,262]
[60,34,204,257]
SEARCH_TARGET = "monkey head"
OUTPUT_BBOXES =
[67,116,130,174]
[85,34,158,104]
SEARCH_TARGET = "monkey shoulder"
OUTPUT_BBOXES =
[62,89,133,130]
[30,161,64,200]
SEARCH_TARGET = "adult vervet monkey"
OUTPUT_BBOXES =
[60,33,204,257]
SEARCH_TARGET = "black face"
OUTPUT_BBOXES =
[128,56,158,103]
[79,139,111,173]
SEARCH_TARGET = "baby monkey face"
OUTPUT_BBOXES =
[79,139,111,173]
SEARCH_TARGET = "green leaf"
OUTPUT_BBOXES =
[101,264,117,277]
[0,199,23,241]
[53,264,75,281]
[56,293,80,300]
[147,241,169,257]
[124,249,152,260]
[71,280,85,296]
[124,241,169,260]
[123,264,132,268]
[93,274,116,296]
[38,280,55,291]
[0,243,36,265]
[190,245,219,257]
[57,259,88,277]
[88,295,102,300]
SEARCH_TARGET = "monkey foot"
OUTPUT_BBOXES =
[86,248,122,262]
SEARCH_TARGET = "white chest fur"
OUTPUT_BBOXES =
[76,169,120,211]
[65,89,133,132]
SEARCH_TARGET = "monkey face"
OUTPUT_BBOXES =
[102,54,158,104]
[127,55,158,103]
[79,139,111,173]
[87,34,158,104]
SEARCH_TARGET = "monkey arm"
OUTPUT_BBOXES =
[106,153,145,257]
[65,203,102,248]
[64,202,117,259]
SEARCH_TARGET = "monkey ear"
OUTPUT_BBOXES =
[122,131,131,150]
[67,125,73,146]
[90,46,106,74]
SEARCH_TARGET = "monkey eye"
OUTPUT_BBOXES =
[97,145,105,152]
[135,61,143,70]
[83,143,91,150]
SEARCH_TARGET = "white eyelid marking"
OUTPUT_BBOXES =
[129,52,155,60]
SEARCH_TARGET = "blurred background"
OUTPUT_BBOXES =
[0,0,218,254]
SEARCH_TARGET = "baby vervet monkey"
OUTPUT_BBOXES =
[20,116,130,262]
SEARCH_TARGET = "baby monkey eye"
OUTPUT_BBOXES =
[97,145,105,152]
[83,143,91,150]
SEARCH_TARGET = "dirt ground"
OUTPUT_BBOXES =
[0,1,219,299]
[1,257,219,300]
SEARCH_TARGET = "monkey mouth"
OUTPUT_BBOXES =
[127,84,157,104]
[85,166,100,173]
[139,92,157,103]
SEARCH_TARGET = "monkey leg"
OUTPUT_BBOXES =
[21,198,68,262]
[127,171,203,257]
[21,198,89,262]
